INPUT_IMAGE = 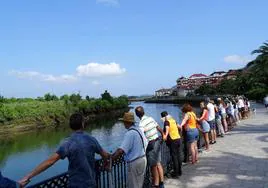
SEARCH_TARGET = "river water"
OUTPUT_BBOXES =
[0,102,184,185]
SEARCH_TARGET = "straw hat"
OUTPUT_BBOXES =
[119,112,136,123]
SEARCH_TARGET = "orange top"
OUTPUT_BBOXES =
[186,112,197,129]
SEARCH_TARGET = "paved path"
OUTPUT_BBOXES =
[165,104,268,188]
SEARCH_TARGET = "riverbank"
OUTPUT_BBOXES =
[0,107,129,136]
[0,94,129,134]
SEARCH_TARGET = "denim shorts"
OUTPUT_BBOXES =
[207,119,216,130]
[146,138,161,167]
[201,120,210,133]
[186,128,199,143]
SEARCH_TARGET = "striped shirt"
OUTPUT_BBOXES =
[139,115,159,141]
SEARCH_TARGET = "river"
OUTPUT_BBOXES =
[0,102,184,185]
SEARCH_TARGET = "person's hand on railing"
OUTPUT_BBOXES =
[19,177,31,188]
[103,157,112,172]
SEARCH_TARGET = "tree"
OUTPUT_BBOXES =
[0,95,5,103]
[70,93,82,106]
[60,94,70,106]
[250,42,268,86]
[36,97,44,101]
[101,90,113,103]
[44,93,59,101]
[60,94,69,100]
[216,79,239,95]
[251,42,268,57]
[195,84,216,95]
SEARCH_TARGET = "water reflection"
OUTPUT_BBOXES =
[0,102,183,184]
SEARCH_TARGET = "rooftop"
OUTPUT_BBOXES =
[189,73,207,78]
[155,88,172,92]
[210,71,226,76]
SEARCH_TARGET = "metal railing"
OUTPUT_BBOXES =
[28,132,205,188]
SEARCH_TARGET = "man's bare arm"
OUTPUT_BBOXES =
[163,126,169,141]
[19,153,61,185]
[99,150,111,159]
[156,125,164,138]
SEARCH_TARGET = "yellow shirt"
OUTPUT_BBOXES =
[166,117,181,140]
[186,112,197,129]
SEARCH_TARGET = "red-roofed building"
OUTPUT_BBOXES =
[157,69,240,97]
[189,74,207,79]
[175,71,229,96]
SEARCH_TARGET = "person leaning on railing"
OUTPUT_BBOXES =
[19,113,110,188]
[197,102,210,151]
[206,98,217,144]
[161,111,182,178]
[135,106,165,188]
[112,112,148,188]
[180,104,199,164]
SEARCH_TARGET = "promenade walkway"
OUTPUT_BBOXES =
[166,105,268,188]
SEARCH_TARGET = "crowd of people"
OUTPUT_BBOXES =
[0,96,252,188]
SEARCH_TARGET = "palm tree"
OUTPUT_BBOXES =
[249,41,268,85]
[251,42,268,56]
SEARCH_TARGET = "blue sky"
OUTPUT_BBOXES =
[0,0,267,98]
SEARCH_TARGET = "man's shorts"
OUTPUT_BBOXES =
[207,119,216,130]
[146,138,161,167]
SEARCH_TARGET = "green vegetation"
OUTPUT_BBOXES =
[0,90,129,127]
[0,117,118,165]
[195,42,268,100]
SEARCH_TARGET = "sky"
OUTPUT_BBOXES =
[0,0,267,98]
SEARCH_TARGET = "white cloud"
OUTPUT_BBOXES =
[10,62,126,84]
[96,0,119,6]
[76,62,126,77]
[224,55,252,64]
[9,70,77,83]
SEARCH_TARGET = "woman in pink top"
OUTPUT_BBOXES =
[197,102,210,150]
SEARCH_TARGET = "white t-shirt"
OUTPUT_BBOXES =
[207,102,215,121]
[264,96,268,105]
[237,99,245,108]
[219,104,226,114]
